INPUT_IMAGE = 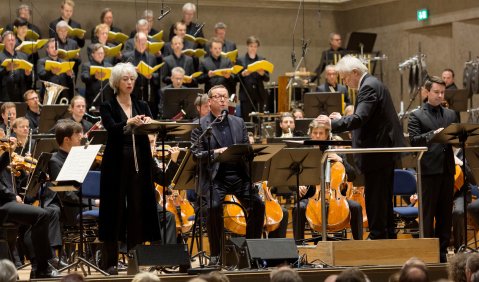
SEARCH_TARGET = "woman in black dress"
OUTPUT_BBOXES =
[99,62,160,274]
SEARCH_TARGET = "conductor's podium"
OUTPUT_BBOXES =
[298,238,439,266]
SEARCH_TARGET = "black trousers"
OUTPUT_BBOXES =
[157,205,177,245]
[207,176,265,256]
[0,201,52,272]
[422,173,454,261]
[364,163,395,239]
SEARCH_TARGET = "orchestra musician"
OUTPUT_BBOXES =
[160,67,187,117]
[0,102,17,135]
[292,108,304,120]
[278,112,303,137]
[190,85,264,265]
[408,76,457,262]
[90,8,122,43]
[168,3,205,42]
[122,32,161,119]
[292,120,363,241]
[49,0,85,48]
[317,55,405,240]
[312,32,347,83]
[99,63,160,275]
[81,43,114,108]
[68,95,93,133]
[317,65,351,105]
[0,150,59,279]
[37,38,74,102]
[0,31,32,102]
[11,117,34,156]
[237,36,270,119]
[23,90,41,134]
[198,37,236,95]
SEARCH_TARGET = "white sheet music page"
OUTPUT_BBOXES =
[55,145,101,183]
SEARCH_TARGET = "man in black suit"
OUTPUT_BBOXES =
[162,36,196,87]
[317,64,351,105]
[122,32,161,118]
[48,0,85,48]
[312,33,347,83]
[190,85,264,264]
[198,38,236,95]
[408,76,457,262]
[204,22,237,59]
[317,55,405,240]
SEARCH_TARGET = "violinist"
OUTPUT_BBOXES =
[0,102,17,136]
[23,90,41,133]
[12,117,34,157]
[293,120,363,241]
[68,95,93,133]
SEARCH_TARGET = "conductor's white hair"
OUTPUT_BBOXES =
[183,3,196,12]
[109,63,138,93]
[334,55,368,75]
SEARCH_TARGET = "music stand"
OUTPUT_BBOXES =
[431,123,479,252]
[267,148,322,258]
[88,130,107,145]
[346,32,377,53]
[24,153,52,200]
[38,105,69,133]
[445,89,469,112]
[32,138,58,159]
[303,92,342,118]
[162,88,203,120]
[251,144,286,183]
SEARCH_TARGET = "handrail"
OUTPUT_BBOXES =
[319,146,428,240]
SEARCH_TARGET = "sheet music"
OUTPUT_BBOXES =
[55,145,101,183]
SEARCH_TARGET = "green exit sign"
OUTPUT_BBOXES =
[417,9,429,21]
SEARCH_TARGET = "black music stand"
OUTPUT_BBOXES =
[445,89,469,112]
[346,32,377,53]
[267,148,322,259]
[250,144,285,183]
[130,122,197,246]
[38,105,69,133]
[32,138,58,159]
[88,130,107,145]
[24,153,52,203]
[432,123,479,252]
[162,88,203,120]
[303,93,342,118]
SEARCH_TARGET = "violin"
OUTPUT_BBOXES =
[155,183,195,234]
[305,161,351,232]
[10,153,37,177]
[153,145,188,159]
[259,181,283,233]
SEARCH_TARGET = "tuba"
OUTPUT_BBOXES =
[41,81,70,105]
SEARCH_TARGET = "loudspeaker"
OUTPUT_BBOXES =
[224,237,250,269]
[246,238,298,268]
[127,244,191,274]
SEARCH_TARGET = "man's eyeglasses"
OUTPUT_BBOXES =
[211,95,228,101]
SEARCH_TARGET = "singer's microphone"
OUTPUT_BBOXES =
[158,8,171,21]
[291,51,296,68]
[220,109,228,120]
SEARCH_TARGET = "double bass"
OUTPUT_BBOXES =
[305,161,351,232]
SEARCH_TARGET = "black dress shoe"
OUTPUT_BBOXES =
[106,266,118,275]
[49,257,69,269]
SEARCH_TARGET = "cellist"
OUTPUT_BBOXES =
[292,119,363,241]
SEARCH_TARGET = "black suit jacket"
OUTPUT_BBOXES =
[198,56,235,94]
[80,60,114,107]
[331,74,405,173]
[191,114,249,191]
[236,54,270,103]
[162,54,196,85]
[49,18,85,48]
[0,50,32,102]
[408,103,457,175]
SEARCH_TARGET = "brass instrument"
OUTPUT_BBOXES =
[42,81,69,105]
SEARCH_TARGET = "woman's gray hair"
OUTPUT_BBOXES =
[109,63,138,93]
[334,55,368,75]
[0,259,17,282]
[183,3,196,12]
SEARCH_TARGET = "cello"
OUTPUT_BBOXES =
[155,183,195,234]
[260,181,284,233]
[305,160,351,232]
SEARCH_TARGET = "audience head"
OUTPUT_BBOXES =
[424,76,446,107]
[1,102,17,125]
[171,67,185,89]
[270,266,303,282]
[0,259,17,282]
[466,253,479,282]
[60,273,86,282]
[334,55,368,90]
[448,252,468,282]
[336,267,369,282]
[131,272,160,282]
[109,63,138,94]
[398,264,429,282]
[54,119,83,149]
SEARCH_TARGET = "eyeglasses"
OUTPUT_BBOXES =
[211,95,228,101]
[27,96,39,101]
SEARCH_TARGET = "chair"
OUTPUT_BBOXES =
[393,169,419,234]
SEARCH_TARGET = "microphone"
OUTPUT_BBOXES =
[157,8,171,21]
[291,51,296,68]
[220,109,228,120]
